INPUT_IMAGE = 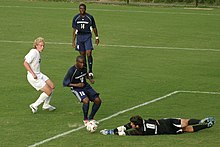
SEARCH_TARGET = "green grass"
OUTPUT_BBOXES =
[0,0,220,146]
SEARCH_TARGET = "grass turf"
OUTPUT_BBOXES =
[0,0,220,146]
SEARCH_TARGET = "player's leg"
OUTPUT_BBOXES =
[42,78,56,111]
[85,34,94,78]
[71,88,89,125]
[27,74,52,113]
[76,35,87,68]
[82,97,90,125]
[79,51,87,68]
[181,118,201,127]
[182,117,215,133]
[88,97,101,120]
[86,50,93,78]
[85,84,101,120]
[183,124,209,133]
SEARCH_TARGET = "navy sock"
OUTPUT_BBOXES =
[193,124,207,132]
[88,55,93,73]
[188,119,200,125]
[89,103,100,120]
[82,103,89,120]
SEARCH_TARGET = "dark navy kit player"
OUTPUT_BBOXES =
[72,3,99,79]
[100,115,216,136]
[63,55,101,126]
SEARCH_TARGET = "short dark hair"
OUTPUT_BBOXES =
[79,3,86,10]
[130,115,143,127]
[76,55,84,62]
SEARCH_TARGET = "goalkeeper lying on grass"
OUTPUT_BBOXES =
[100,115,215,136]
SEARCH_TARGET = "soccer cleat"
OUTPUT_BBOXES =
[100,129,114,135]
[89,119,99,125]
[199,117,215,124]
[88,72,94,79]
[42,105,56,111]
[29,104,38,114]
[207,121,214,128]
[83,120,89,126]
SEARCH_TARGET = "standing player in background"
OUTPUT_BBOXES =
[63,55,101,125]
[72,3,99,79]
[23,37,56,113]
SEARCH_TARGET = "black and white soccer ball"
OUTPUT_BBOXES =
[86,121,98,133]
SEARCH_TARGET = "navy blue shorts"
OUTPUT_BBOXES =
[71,83,99,102]
[76,33,94,52]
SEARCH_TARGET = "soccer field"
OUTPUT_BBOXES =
[0,0,220,146]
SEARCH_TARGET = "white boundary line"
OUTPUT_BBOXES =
[1,40,220,52]
[28,90,220,147]
[0,5,219,16]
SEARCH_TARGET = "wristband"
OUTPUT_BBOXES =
[95,36,99,39]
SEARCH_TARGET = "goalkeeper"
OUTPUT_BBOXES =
[100,115,215,136]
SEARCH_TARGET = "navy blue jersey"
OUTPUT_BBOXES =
[63,65,87,88]
[72,13,96,34]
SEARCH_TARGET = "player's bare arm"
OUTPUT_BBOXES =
[23,60,37,79]
[93,28,99,45]
[72,28,77,48]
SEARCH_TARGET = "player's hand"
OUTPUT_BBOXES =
[78,83,85,88]
[90,79,95,84]
[95,38,99,46]
[32,73,37,79]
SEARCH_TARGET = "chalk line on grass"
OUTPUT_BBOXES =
[1,40,220,52]
[28,90,220,147]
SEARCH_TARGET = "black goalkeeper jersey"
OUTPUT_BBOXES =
[123,118,182,135]
[124,119,159,135]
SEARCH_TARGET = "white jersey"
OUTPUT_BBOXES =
[24,49,41,74]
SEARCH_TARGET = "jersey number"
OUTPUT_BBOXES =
[146,123,156,129]
[81,24,85,29]
[79,91,85,96]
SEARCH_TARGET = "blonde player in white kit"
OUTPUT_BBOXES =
[24,37,56,113]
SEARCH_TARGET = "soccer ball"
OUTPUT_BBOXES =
[86,121,98,133]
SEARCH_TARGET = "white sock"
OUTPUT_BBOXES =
[43,90,53,107]
[33,92,49,107]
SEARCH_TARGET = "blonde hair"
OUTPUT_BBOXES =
[33,37,45,48]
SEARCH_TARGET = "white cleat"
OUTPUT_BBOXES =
[42,105,56,111]
[89,119,99,125]
[29,104,38,114]
[83,120,89,126]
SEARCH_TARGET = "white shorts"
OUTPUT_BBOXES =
[27,72,49,91]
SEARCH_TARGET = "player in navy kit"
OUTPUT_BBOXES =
[72,3,99,79]
[100,115,215,136]
[63,55,101,125]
